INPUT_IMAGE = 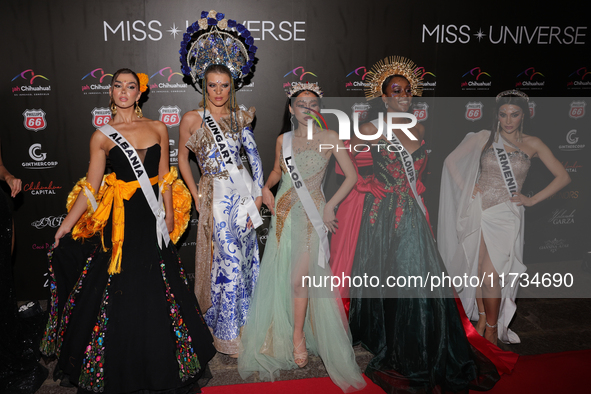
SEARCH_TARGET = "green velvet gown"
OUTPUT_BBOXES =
[349,140,499,393]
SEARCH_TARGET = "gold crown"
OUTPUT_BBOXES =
[364,56,423,99]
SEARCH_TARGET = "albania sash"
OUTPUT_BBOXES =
[282,131,330,268]
[200,110,263,228]
[371,118,427,218]
[98,124,171,249]
[492,135,518,198]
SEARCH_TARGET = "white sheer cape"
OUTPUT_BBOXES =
[438,130,526,344]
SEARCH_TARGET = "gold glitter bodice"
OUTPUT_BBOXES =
[274,147,329,243]
[479,142,531,210]
[185,108,255,178]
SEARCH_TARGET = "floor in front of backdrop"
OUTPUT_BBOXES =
[36,297,591,393]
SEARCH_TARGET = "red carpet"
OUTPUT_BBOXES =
[202,350,591,393]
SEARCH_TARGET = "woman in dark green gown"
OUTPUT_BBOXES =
[348,57,502,393]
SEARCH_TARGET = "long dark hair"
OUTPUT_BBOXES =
[279,89,321,135]
[483,95,530,152]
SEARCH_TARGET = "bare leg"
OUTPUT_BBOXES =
[477,234,501,345]
[292,252,310,367]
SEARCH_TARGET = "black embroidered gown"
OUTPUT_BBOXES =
[42,144,216,393]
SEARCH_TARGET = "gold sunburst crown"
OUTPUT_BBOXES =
[364,56,423,100]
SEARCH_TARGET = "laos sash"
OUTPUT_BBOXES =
[282,131,329,268]
[98,124,171,249]
[372,118,427,218]
[492,135,518,198]
[200,110,263,228]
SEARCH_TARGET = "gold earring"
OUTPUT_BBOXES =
[135,102,143,118]
[110,102,117,115]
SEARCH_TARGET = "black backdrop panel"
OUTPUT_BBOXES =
[2,0,590,299]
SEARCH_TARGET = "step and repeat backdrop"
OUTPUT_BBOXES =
[2,0,590,299]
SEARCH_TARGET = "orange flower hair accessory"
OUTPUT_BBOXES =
[137,73,149,92]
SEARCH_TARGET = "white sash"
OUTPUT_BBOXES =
[492,135,518,198]
[282,132,329,268]
[371,118,427,217]
[200,110,263,228]
[98,124,171,249]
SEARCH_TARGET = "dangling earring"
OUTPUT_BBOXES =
[110,102,117,116]
[518,120,523,142]
[384,102,388,109]
[496,120,500,132]
[135,102,143,118]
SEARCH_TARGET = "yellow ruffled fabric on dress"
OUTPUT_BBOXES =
[66,168,191,274]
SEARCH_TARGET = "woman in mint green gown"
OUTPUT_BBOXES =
[238,84,366,392]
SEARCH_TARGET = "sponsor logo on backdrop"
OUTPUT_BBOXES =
[24,180,62,196]
[539,238,569,253]
[237,81,255,93]
[344,67,370,91]
[32,242,53,250]
[91,107,112,128]
[567,67,591,89]
[11,69,51,96]
[31,214,66,229]
[169,139,178,164]
[258,227,269,245]
[422,25,587,45]
[515,67,545,89]
[568,100,585,119]
[416,67,436,91]
[283,67,317,88]
[149,67,187,93]
[465,102,483,121]
[461,67,491,90]
[549,209,575,225]
[82,68,112,95]
[559,129,585,151]
[104,20,306,42]
[561,161,582,173]
[23,109,47,131]
[549,190,579,199]
[413,102,429,122]
[159,106,181,127]
[260,206,273,218]
[351,103,371,123]
[22,143,58,169]
[529,101,536,118]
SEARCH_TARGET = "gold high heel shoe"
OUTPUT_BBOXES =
[293,334,308,368]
